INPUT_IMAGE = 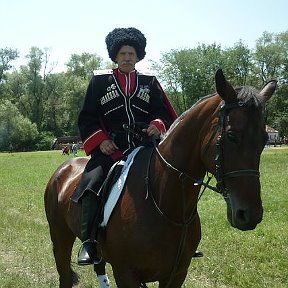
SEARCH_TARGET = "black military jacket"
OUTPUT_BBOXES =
[78,69,176,157]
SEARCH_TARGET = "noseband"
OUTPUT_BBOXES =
[214,100,260,196]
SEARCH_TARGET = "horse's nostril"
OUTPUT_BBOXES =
[233,206,263,230]
[236,209,248,224]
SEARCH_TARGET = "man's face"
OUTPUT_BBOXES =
[115,45,139,74]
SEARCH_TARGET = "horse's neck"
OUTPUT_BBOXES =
[151,97,219,219]
[159,96,219,179]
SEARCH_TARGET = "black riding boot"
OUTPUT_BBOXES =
[193,249,204,257]
[77,191,101,265]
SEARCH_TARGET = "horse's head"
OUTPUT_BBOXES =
[203,69,277,231]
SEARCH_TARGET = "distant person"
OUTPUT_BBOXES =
[9,143,13,153]
[72,142,78,157]
[62,145,69,155]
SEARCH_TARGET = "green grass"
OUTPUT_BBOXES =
[0,147,287,287]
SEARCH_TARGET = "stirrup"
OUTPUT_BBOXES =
[77,240,102,265]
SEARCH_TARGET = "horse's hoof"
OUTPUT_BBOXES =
[193,250,204,257]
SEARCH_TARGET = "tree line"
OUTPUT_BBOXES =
[0,30,287,151]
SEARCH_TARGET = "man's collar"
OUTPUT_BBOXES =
[115,68,137,75]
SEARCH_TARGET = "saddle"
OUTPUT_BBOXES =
[97,160,124,220]
[90,123,152,239]
[100,122,150,200]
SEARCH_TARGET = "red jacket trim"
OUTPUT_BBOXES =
[150,119,166,134]
[83,129,109,155]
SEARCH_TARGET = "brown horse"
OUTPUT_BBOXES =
[44,69,277,287]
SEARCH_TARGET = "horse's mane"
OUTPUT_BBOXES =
[162,85,262,140]
[235,86,262,108]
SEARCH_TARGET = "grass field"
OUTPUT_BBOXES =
[0,147,287,287]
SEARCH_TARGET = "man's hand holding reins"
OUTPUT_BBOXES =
[142,124,160,137]
[100,140,119,155]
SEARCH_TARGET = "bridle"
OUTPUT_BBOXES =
[152,98,261,198]
[214,100,260,197]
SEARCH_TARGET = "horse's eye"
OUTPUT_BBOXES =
[227,131,239,144]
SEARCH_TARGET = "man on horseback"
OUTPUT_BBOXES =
[72,27,177,266]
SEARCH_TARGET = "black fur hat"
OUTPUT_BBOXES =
[105,27,146,62]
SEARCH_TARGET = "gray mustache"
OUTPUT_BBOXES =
[121,61,133,65]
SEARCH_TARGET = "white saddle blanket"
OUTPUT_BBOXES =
[100,146,143,227]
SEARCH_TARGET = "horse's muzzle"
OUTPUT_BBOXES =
[226,197,263,231]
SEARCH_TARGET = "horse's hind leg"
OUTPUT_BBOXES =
[50,227,78,288]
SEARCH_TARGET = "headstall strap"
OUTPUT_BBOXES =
[215,101,229,194]
[215,100,260,196]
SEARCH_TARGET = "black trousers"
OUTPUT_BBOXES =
[72,151,115,241]
[72,150,115,203]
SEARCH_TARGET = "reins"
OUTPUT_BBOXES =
[143,142,213,288]
[154,143,219,193]
[145,146,208,227]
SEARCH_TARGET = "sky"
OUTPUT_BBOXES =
[1,0,287,72]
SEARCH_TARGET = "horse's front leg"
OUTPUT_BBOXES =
[158,271,187,288]
[112,265,141,288]
[94,262,111,288]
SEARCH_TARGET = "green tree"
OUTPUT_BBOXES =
[0,100,39,150]
[154,44,223,113]
[0,47,19,83]
[222,40,252,86]
[42,72,88,137]
[0,47,19,100]
[253,31,286,84]
[5,70,26,104]
[62,74,87,135]
[152,50,186,113]
[62,52,104,135]
[13,47,46,131]
[15,47,59,132]
[253,31,288,136]
[66,52,103,80]
[41,72,67,135]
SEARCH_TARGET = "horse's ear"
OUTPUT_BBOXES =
[258,80,277,104]
[215,69,237,102]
